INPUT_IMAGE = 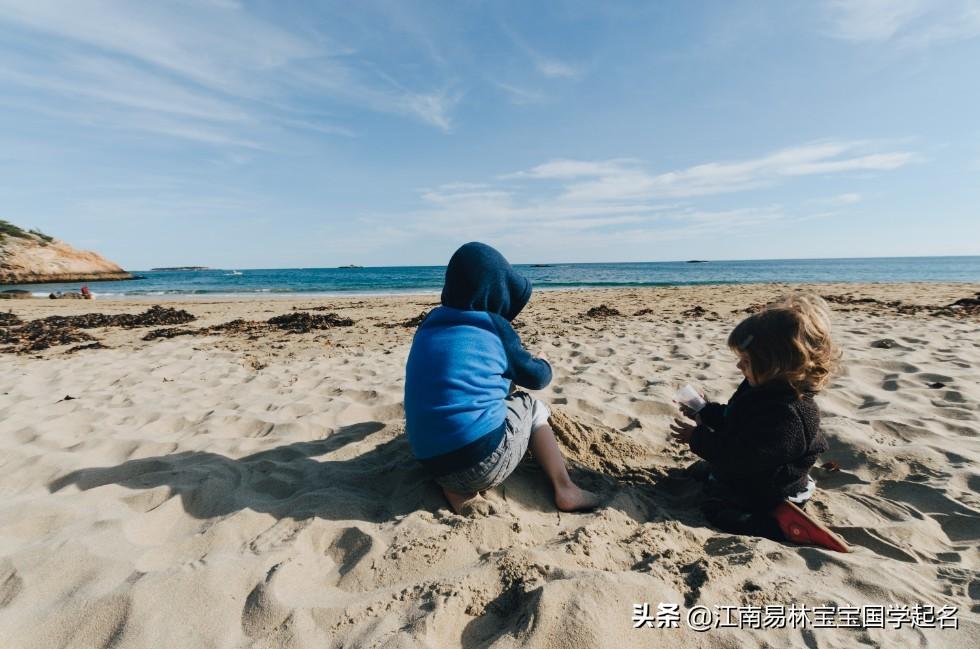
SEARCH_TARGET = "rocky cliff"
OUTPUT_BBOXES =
[0,220,132,284]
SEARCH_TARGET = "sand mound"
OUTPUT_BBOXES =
[549,407,661,484]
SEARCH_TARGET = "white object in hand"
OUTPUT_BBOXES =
[674,384,707,412]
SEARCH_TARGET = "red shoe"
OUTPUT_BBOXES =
[772,501,849,553]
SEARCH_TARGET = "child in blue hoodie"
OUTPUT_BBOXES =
[405,242,599,514]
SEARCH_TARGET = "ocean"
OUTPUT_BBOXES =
[6,256,980,299]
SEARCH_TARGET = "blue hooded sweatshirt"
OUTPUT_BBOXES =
[404,242,552,476]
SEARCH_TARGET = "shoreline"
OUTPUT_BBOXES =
[5,279,980,302]
[3,282,978,358]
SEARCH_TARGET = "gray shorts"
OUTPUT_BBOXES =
[435,391,550,494]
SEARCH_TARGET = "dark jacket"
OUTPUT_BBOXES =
[404,242,552,476]
[690,379,828,510]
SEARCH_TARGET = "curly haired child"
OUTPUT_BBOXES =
[671,294,848,551]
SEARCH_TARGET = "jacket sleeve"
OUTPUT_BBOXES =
[697,380,748,430]
[697,402,726,430]
[689,402,807,474]
[490,314,552,390]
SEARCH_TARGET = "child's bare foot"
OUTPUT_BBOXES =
[443,488,477,514]
[443,488,497,516]
[554,484,601,512]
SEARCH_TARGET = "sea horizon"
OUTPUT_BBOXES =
[136,253,980,273]
[5,255,979,299]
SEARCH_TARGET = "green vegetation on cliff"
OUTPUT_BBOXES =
[0,220,52,245]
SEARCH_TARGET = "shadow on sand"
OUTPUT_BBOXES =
[48,418,715,531]
[48,422,447,524]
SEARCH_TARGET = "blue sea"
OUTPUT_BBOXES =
[7,257,980,299]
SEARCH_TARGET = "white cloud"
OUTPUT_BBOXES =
[0,0,312,95]
[500,22,584,81]
[285,66,458,133]
[825,0,980,47]
[825,192,863,205]
[509,141,915,203]
[506,158,640,180]
[0,53,249,124]
[0,0,462,146]
[331,140,914,258]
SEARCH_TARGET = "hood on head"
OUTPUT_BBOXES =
[440,242,531,320]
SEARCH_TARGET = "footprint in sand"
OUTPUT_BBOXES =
[247,518,311,555]
[241,563,290,638]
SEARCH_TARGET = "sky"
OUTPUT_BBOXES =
[1,0,979,269]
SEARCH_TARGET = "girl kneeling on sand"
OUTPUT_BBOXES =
[670,295,849,551]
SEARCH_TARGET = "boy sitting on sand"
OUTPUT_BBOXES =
[404,242,599,514]
[670,295,849,551]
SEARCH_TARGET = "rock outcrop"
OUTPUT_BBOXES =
[0,220,132,285]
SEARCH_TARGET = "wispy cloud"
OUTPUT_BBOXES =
[824,192,863,205]
[501,22,584,81]
[0,52,250,123]
[825,0,980,47]
[505,158,640,180]
[332,140,902,259]
[535,59,582,79]
[0,0,462,148]
[492,81,548,106]
[0,0,313,95]
[511,141,915,203]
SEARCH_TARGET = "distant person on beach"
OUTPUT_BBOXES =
[404,242,599,514]
[670,295,849,551]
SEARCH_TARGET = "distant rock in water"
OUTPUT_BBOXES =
[686,260,709,264]
[1,220,132,285]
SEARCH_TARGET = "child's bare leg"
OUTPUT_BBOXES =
[442,488,478,514]
[530,423,600,511]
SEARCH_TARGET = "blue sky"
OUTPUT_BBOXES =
[1,0,979,269]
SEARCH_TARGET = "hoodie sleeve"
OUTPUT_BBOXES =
[489,314,552,390]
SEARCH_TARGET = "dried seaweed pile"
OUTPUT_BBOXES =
[267,312,354,331]
[680,305,720,320]
[1,306,197,354]
[142,327,201,341]
[822,293,980,318]
[0,312,22,326]
[376,311,429,329]
[29,306,196,330]
[143,312,355,342]
[1,319,95,353]
[582,305,622,319]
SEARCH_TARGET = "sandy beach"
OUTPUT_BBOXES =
[0,283,978,648]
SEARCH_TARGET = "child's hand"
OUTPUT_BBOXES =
[670,417,696,445]
[677,403,702,423]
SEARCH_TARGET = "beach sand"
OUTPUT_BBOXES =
[0,283,978,648]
